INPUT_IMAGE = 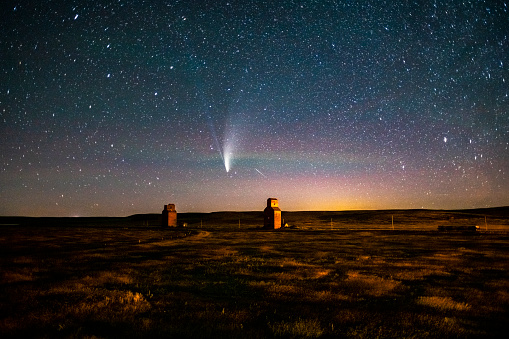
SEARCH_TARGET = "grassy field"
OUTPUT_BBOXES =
[1,209,509,338]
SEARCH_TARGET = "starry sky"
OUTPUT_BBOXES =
[1,0,508,217]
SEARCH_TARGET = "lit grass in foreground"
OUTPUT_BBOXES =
[1,226,508,338]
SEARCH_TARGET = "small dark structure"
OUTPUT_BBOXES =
[438,225,479,232]
[162,204,177,227]
[264,198,282,229]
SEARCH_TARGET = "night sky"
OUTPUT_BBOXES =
[1,1,508,217]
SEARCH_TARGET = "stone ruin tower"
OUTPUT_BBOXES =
[162,203,177,227]
[264,198,282,229]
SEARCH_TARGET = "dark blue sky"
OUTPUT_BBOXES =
[1,1,508,216]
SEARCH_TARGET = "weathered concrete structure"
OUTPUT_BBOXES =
[162,203,177,227]
[264,198,281,229]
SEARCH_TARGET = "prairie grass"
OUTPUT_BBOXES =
[1,218,508,338]
[342,271,403,297]
[417,296,471,311]
[269,318,324,338]
[1,269,36,283]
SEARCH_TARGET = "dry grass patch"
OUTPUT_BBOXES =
[12,256,34,264]
[68,289,151,320]
[392,264,451,281]
[259,245,275,252]
[269,318,324,338]
[306,289,350,302]
[249,279,349,302]
[342,271,402,297]
[1,269,36,283]
[83,271,133,286]
[353,254,388,267]
[271,268,331,281]
[417,296,471,311]
[212,246,239,258]
[427,253,463,263]
[312,251,332,260]
[252,282,300,297]
[273,258,331,280]
[485,279,509,306]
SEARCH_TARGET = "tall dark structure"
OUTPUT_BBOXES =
[264,198,281,229]
[162,203,177,227]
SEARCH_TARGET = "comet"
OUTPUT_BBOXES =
[224,147,231,172]
[222,117,238,173]
[207,117,228,171]
[223,137,233,173]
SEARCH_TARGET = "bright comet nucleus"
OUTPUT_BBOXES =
[222,114,239,174]
[224,152,231,172]
[223,141,233,173]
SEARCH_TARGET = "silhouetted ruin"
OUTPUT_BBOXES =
[264,198,281,229]
[162,204,177,227]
